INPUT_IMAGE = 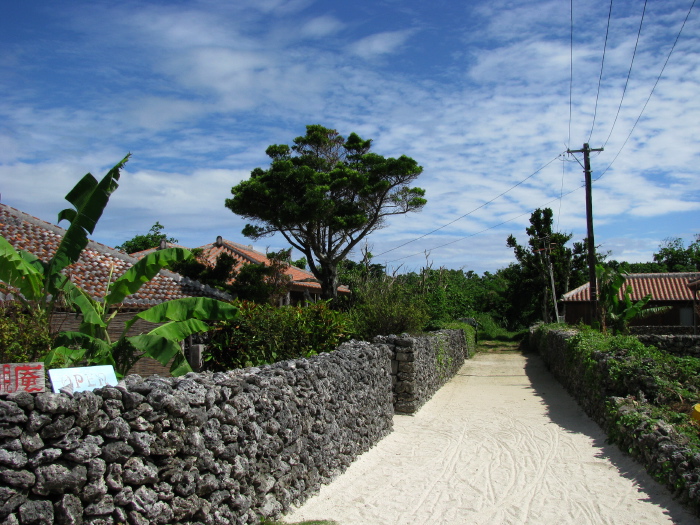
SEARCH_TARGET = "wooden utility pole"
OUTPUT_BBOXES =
[567,143,603,325]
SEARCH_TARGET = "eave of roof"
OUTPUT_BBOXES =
[561,272,700,302]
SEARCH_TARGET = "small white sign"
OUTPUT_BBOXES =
[48,365,118,394]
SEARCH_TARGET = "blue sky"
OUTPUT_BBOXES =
[1,0,698,275]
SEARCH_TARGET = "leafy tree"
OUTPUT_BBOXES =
[653,235,700,272]
[170,249,237,292]
[225,124,426,301]
[506,208,573,325]
[229,251,292,305]
[116,221,178,254]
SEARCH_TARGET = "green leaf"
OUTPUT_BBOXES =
[148,318,211,341]
[127,333,182,366]
[0,236,43,302]
[44,346,87,369]
[49,154,130,280]
[106,247,193,305]
[125,297,238,332]
[169,352,193,377]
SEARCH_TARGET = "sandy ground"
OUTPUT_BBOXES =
[284,350,700,525]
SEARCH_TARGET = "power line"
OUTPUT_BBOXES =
[597,0,696,181]
[374,154,564,258]
[383,174,587,265]
[587,0,614,143]
[602,0,647,149]
[567,0,574,148]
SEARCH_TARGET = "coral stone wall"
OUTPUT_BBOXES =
[531,326,700,513]
[379,329,470,414]
[0,340,393,525]
[636,335,700,358]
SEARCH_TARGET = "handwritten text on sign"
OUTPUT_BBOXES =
[0,363,45,395]
[48,365,118,394]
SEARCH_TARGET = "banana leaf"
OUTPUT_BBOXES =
[147,318,211,341]
[106,247,193,305]
[48,331,115,368]
[48,154,130,279]
[124,297,238,332]
[127,333,182,365]
[0,236,43,302]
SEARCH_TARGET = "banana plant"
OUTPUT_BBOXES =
[45,247,239,377]
[0,155,130,314]
[0,155,238,376]
[596,264,670,334]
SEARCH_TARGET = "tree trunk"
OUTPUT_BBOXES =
[318,263,339,302]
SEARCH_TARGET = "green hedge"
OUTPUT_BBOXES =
[204,300,353,370]
[532,325,700,511]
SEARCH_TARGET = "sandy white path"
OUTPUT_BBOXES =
[284,351,700,525]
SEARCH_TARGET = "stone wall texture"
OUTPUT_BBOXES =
[0,329,470,525]
[379,329,470,414]
[636,334,700,358]
[530,326,700,513]
[0,341,394,525]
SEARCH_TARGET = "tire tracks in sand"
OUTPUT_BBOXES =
[284,351,700,524]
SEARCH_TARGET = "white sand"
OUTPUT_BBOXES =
[284,351,700,525]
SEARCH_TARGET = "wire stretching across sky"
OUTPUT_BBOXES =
[382,178,589,265]
[596,0,697,181]
[374,153,564,258]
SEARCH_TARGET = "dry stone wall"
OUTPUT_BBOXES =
[636,335,700,358]
[531,326,700,513]
[379,329,470,414]
[0,341,394,525]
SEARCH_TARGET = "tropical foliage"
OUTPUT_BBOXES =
[596,264,670,335]
[204,300,352,370]
[225,124,426,300]
[0,155,238,377]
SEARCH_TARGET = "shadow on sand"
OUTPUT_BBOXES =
[518,347,699,524]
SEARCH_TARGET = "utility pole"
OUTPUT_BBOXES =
[567,143,603,325]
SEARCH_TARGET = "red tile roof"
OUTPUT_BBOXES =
[132,237,350,294]
[562,273,700,302]
[0,203,230,306]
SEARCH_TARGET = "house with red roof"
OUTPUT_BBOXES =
[0,203,230,375]
[131,236,350,304]
[561,272,700,332]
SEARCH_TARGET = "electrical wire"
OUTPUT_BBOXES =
[382,180,587,265]
[602,0,647,149]
[567,0,574,149]
[374,153,564,258]
[587,0,614,143]
[596,0,696,181]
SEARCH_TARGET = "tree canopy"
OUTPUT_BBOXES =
[116,222,178,254]
[225,124,426,300]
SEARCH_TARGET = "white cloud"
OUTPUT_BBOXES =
[349,30,414,58]
[300,15,343,38]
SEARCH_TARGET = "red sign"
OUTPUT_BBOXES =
[0,363,46,395]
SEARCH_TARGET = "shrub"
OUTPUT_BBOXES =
[204,300,353,370]
[344,274,429,340]
[0,303,52,363]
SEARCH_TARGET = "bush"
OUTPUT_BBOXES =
[204,300,353,370]
[343,274,429,340]
[0,303,52,363]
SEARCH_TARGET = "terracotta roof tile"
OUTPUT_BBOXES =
[132,237,349,294]
[562,273,700,302]
[0,203,230,306]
